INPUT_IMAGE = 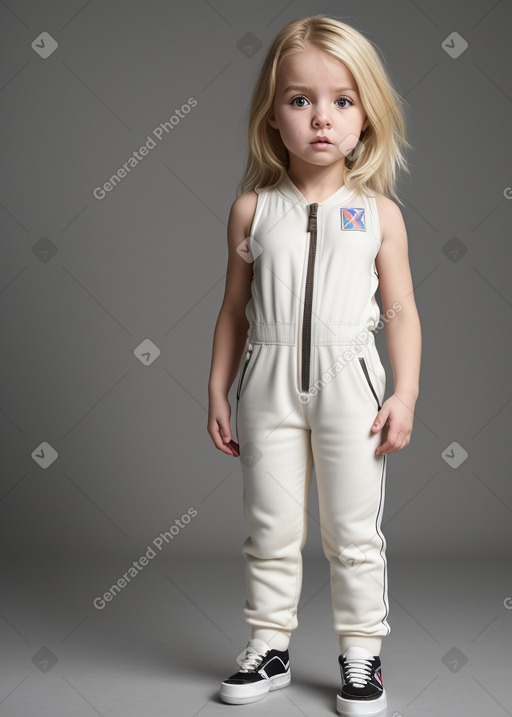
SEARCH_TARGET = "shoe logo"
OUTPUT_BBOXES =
[376,670,384,686]
[258,655,288,679]
[340,207,366,231]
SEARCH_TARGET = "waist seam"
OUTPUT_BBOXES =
[248,321,375,346]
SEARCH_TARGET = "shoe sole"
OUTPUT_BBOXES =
[337,688,387,715]
[220,670,291,705]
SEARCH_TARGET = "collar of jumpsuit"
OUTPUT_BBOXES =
[275,171,357,206]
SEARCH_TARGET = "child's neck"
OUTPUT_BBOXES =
[286,162,346,204]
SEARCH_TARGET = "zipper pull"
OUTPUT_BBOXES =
[307,203,318,233]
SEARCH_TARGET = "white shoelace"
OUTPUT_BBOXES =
[239,647,267,673]
[344,656,373,688]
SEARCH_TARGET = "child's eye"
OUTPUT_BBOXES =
[290,96,353,108]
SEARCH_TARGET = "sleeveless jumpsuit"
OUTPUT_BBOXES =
[234,172,390,656]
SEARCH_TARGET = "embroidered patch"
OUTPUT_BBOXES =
[340,207,366,231]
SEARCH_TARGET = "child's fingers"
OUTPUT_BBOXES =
[220,422,232,443]
[209,413,240,456]
[371,408,388,431]
[376,423,410,454]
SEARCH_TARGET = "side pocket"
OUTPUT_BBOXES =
[236,343,254,401]
[358,356,382,410]
[235,343,254,446]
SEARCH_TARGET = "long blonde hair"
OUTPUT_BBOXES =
[237,15,412,204]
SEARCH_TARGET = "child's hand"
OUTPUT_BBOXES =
[371,394,416,455]
[207,395,240,457]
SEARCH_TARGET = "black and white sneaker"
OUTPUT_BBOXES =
[337,646,387,715]
[220,638,291,705]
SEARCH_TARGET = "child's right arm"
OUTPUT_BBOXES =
[207,190,258,457]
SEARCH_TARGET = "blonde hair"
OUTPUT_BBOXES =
[237,15,412,204]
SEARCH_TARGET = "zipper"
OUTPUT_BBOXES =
[236,343,254,401]
[301,203,319,393]
[358,356,382,410]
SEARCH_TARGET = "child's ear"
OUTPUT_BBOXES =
[267,113,279,130]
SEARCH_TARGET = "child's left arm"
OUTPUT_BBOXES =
[372,196,422,455]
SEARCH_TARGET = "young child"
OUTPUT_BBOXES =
[207,14,421,715]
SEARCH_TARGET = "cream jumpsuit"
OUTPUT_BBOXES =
[234,172,390,656]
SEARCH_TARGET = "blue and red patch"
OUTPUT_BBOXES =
[340,207,366,231]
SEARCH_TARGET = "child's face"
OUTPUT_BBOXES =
[268,45,369,169]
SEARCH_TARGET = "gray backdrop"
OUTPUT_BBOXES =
[2,0,511,564]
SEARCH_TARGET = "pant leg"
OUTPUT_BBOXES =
[236,344,313,652]
[308,340,390,656]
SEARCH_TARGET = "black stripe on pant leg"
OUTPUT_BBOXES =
[374,452,391,634]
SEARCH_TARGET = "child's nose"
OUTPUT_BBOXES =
[313,109,332,127]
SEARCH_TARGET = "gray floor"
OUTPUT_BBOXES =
[1,555,511,716]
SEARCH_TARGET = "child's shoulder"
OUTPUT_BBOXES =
[231,188,260,210]
[373,194,407,247]
[373,193,401,216]
[229,189,260,238]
